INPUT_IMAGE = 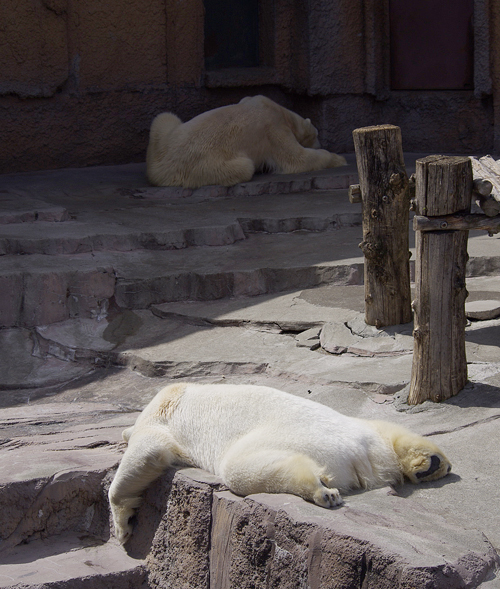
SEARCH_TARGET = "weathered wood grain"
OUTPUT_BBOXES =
[413,213,500,233]
[408,156,472,405]
[352,125,412,328]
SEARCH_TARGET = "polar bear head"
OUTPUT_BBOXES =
[367,420,452,484]
[294,117,321,149]
[391,432,452,484]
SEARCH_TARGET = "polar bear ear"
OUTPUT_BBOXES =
[305,118,311,124]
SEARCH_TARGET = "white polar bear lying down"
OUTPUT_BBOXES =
[146,95,347,188]
[109,383,451,544]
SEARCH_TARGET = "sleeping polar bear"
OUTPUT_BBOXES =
[109,383,452,544]
[146,95,346,188]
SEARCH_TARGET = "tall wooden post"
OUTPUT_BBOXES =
[352,125,412,328]
[408,155,473,405]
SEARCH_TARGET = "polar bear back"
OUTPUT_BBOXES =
[163,96,301,165]
[139,383,399,491]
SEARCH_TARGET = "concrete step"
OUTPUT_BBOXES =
[4,275,499,392]
[0,161,359,208]
[0,218,247,255]
[0,533,147,588]
[0,403,131,549]
[0,403,146,588]
[0,227,366,329]
[0,190,360,255]
[3,226,500,330]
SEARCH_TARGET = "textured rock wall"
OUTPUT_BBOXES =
[124,469,497,589]
[1,0,499,173]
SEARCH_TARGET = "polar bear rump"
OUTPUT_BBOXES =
[146,95,347,188]
[109,383,451,544]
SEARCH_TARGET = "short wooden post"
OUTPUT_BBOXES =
[408,155,473,405]
[352,125,412,328]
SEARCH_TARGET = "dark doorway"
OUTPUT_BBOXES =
[390,0,474,90]
[204,0,260,70]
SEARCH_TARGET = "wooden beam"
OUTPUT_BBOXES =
[413,213,500,233]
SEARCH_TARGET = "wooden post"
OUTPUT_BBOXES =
[352,125,412,328]
[408,155,473,405]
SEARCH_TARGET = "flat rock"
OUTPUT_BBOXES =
[465,318,500,363]
[0,193,69,224]
[152,290,359,332]
[294,327,321,349]
[34,309,414,389]
[320,315,414,356]
[466,299,500,320]
[0,328,93,389]
[0,533,146,588]
[0,403,130,483]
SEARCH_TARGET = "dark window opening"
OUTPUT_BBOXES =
[204,0,260,70]
[389,0,474,90]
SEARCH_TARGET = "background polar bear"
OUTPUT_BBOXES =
[146,95,346,188]
[109,383,451,544]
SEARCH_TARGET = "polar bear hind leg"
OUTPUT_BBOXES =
[220,448,343,508]
[367,420,452,484]
[190,155,255,188]
[108,427,181,544]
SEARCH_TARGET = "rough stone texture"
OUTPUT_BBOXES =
[0,261,116,328]
[0,163,367,328]
[0,196,69,225]
[1,162,500,586]
[319,320,414,357]
[147,473,213,589]
[0,0,68,98]
[0,327,93,389]
[2,0,499,173]
[143,468,500,589]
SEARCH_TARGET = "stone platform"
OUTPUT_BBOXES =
[0,156,499,588]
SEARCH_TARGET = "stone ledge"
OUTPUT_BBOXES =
[140,469,499,589]
[139,167,359,200]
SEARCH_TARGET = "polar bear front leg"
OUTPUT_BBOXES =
[108,427,180,544]
[220,449,343,508]
[268,129,346,174]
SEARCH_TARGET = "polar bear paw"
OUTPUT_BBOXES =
[313,484,343,508]
[109,492,141,544]
[114,519,134,545]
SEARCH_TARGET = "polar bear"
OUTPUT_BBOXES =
[108,383,451,544]
[146,95,346,188]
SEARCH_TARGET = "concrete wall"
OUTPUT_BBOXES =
[1,0,498,174]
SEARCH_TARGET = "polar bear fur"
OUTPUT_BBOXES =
[146,95,346,188]
[109,383,451,544]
